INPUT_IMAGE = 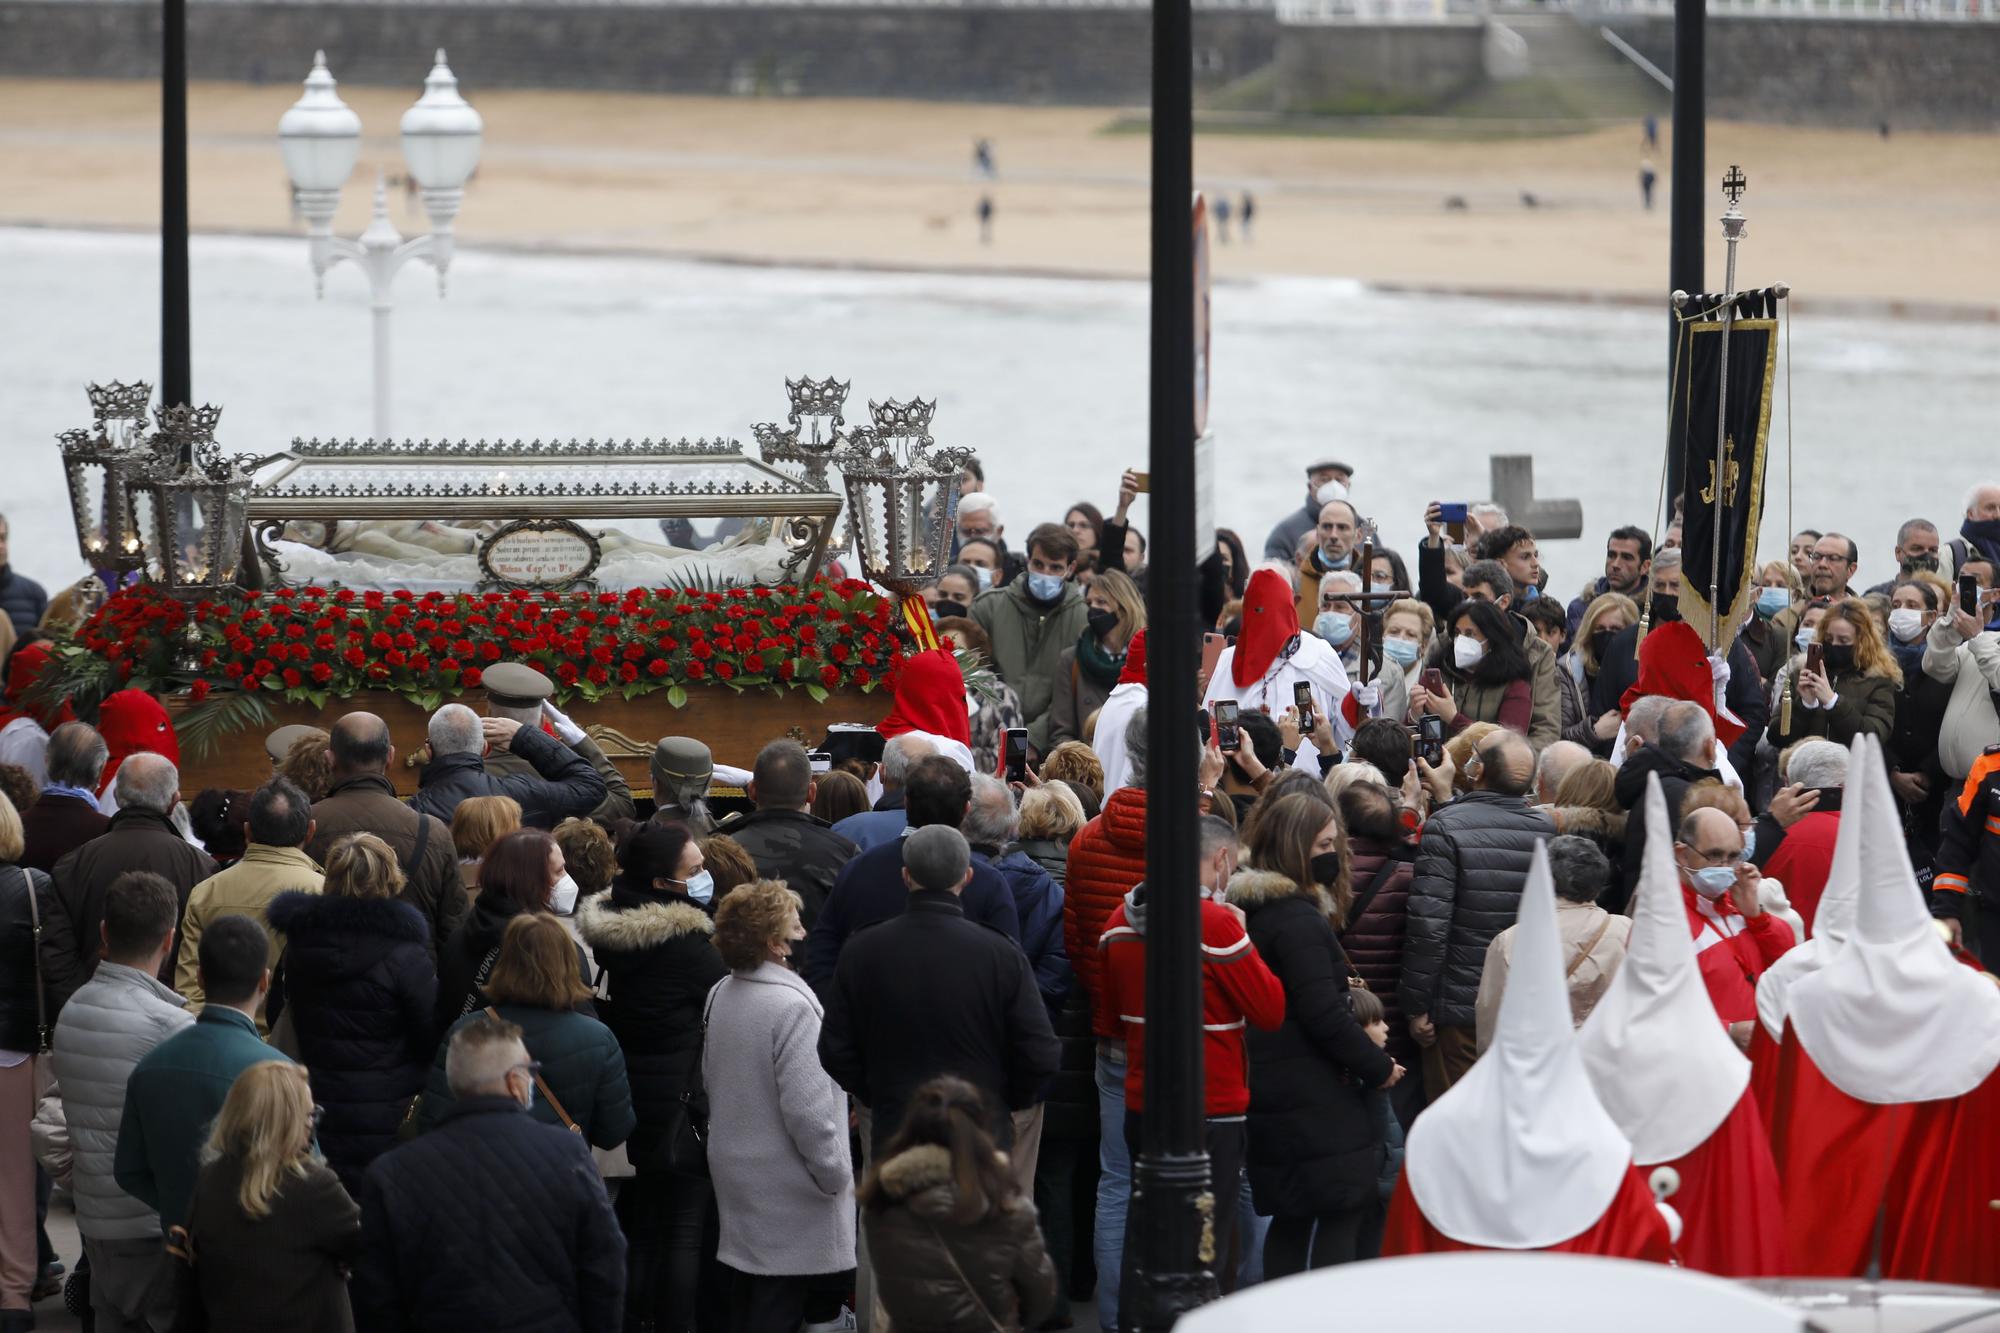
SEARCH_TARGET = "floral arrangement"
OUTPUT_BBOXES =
[42,581,906,744]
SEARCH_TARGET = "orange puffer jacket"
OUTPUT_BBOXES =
[1065,787,1149,1037]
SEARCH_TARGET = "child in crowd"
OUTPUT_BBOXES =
[1352,987,1405,1260]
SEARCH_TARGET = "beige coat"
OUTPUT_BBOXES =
[1473,898,1631,1053]
[175,843,323,1026]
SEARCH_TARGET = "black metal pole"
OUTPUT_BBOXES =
[1128,0,1211,1323]
[163,0,192,431]
[1665,0,1703,503]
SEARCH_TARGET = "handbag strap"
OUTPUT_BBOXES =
[1342,856,1403,934]
[485,1007,580,1134]
[925,1220,1008,1333]
[461,945,503,1016]
[403,813,432,880]
[1566,914,1614,980]
[16,867,50,1053]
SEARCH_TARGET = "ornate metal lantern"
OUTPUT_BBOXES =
[752,376,850,492]
[130,404,258,599]
[57,379,158,571]
[833,397,968,595]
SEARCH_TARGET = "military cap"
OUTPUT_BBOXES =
[651,736,713,783]
[484,661,555,710]
[265,724,326,765]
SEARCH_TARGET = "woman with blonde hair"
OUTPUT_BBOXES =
[1767,595,1899,748]
[1566,592,1639,754]
[1379,598,1435,683]
[181,1061,361,1331]
[418,912,635,1147]
[266,832,437,1192]
[1744,559,1806,683]
[705,879,857,1330]
[1231,793,1399,1274]
[1012,783,1086,886]
[1543,758,1626,868]
[1050,569,1147,748]
[452,794,522,895]
[1038,741,1105,810]
[1323,761,1389,805]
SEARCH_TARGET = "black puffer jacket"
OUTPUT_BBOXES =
[1229,871,1394,1219]
[711,807,857,931]
[865,1143,1058,1333]
[574,884,726,1166]
[267,891,438,1194]
[409,725,607,831]
[1339,836,1416,1065]
[1040,986,1099,1142]
[1614,744,1721,900]
[434,893,595,1031]
[1398,790,1552,1029]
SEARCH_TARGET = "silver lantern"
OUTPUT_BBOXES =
[833,397,968,596]
[129,404,257,599]
[57,379,158,572]
[752,376,850,492]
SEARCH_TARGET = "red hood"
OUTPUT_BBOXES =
[1101,786,1149,853]
[0,642,75,733]
[877,648,971,747]
[98,689,179,794]
[1620,620,1745,748]
[1233,568,1300,689]
[1118,630,1149,686]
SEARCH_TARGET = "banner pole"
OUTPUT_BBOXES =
[1708,166,1749,654]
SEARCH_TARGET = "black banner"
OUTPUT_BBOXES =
[1671,290,1778,649]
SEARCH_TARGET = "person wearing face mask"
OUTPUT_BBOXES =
[971,523,1091,756]
[1864,518,1943,598]
[1673,807,1795,1042]
[1414,599,1545,750]
[417,911,635,1149]
[577,819,730,1333]
[926,565,983,623]
[1232,792,1403,1275]
[265,832,440,1195]
[351,1016,628,1333]
[956,538,1007,592]
[1316,572,1413,730]
[703,879,857,1332]
[1378,598,1433,681]
[1264,459,1355,562]
[1564,592,1638,754]
[1295,498,1365,622]
[1049,569,1145,748]
[1765,597,1899,750]
[1741,561,1803,686]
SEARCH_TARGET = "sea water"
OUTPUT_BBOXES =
[3,226,1994,599]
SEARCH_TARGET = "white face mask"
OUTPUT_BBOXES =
[971,565,995,591]
[1887,608,1925,643]
[549,873,580,915]
[1453,635,1486,671]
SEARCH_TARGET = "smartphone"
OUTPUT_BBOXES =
[1437,501,1468,543]
[1215,700,1241,754]
[1201,632,1231,679]
[1805,642,1823,678]
[808,750,833,775]
[1293,680,1316,734]
[1130,472,1152,494]
[1421,667,1447,699]
[1416,714,1445,767]
[1962,574,1982,617]
[1001,728,1029,783]
[1197,708,1211,749]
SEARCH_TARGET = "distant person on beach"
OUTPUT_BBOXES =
[978,195,994,245]
[974,138,995,178]
[1640,160,1657,211]
[1241,192,1256,242]
[1214,195,1233,243]
[1643,114,1658,151]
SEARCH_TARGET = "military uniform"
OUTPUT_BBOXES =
[478,662,636,826]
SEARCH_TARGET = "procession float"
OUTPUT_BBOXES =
[35,376,967,796]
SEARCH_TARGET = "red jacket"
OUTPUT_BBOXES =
[1762,810,1839,937]
[1067,787,1149,1037]
[1097,888,1286,1116]
[1685,886,1795,1025]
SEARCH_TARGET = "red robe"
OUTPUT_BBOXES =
[1768,1025,2000,1284]
[1651,1091,1790,1277]
[1746,1021,1782,1129]
[1381,1167,1674,1262]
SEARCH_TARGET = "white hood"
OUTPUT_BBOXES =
[1755,734,1867,1039]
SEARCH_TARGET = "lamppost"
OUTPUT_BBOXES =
[278,49,484,443]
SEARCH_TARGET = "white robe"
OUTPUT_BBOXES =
[1204,634,1354,769]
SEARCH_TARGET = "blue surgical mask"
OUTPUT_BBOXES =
[1025,570,1066,602]
[1382,637,1420,667]
[1689,865,1737,898]
[1314,611,1354,647]
[1520,584,1539,602]
[681,870,715,906]
[971,565,995,591]
[1756,586,1790,619]
[1795,629,1817,652]
[1320,548,1352,571]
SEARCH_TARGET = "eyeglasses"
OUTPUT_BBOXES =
[1684,846,1748,867]
[1810,551,1848,565]
[510,1061,544,1078]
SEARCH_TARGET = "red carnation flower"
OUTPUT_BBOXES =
[685,660,706,680]
[586,664,609,685]
[462,667,483,687]
[281,668,303,689]
[647,658,669,678]
[189,679,211,702]
[713,662,735,681]
[619,662,639,683]
[820,665,841,688]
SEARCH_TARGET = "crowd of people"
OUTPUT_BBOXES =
[0,462,1996,1333]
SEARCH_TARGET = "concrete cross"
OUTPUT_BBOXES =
[1489,455,1583,541]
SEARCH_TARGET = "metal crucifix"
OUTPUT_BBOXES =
[1342,540,1412,692]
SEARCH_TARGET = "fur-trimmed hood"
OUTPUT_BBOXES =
[1544,802,1625,844]
[266,889,430,945]
[575,889,714,953]
[1225,868,1334,917]
[876,1143,954,1201]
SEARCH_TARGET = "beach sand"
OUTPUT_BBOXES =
[2,78,1995,310]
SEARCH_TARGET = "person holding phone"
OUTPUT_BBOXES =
[1765,597,1898,749]
[1204,569,1354,769]
[1415,601,1537,745]
[1048,570,1146,748]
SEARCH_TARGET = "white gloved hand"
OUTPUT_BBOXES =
[542,700,587,746]
[1353,684,1380,712]
[1707,653,1732,690]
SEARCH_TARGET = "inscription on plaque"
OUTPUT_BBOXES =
[478,518,601,589]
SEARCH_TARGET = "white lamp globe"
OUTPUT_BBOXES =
[400,50,483,192]
[277,51,362,194]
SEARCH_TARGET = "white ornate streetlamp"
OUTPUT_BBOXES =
[278,49,483,443]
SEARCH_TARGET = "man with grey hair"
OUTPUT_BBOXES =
[21,719,111,871]
[53,750,216,982]
[1533,739,1592,808]
[1674,806,1796,1047]
[478,662,634,826]
[354,1015,626,1331]
[1760,738,1848,938]
[1616,699,1721,898]
[175,777,322,1022]
[964,773,1070,1024]
[819,822,1057,1159]
[833,732,936,852]
[410,700,606,829]
[1474,834,1631,1052]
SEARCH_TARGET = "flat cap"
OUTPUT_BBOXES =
[651,736,713,782]
[484,661,555,709]
[265,724,326,765]
[1307,458,1355,477]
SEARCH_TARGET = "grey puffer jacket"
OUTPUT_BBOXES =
[49,960,194,1239]
[1398,790,1553,1029]
[865,1143,1058,1333]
